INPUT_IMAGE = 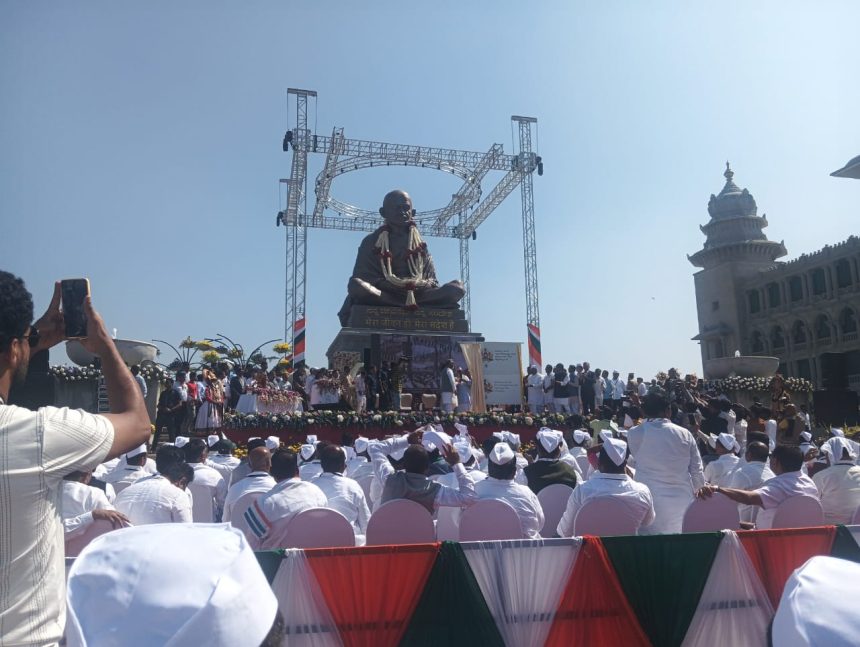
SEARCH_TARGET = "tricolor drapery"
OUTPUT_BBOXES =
[254,525,860,647]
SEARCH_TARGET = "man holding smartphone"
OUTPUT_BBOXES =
[0,271,151,646]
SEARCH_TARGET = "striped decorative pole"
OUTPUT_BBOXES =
[527,324,542,368]
[293,317,306,367]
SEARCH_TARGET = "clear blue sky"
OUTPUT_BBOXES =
[3,1,859,379]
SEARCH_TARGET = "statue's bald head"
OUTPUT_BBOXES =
[248,447,272,473]
[380,190,413,225]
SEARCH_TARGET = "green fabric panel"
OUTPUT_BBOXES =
[603,532,723,647]
[254,550,285,584]
[399,542,505,647]
[830,526,860,563]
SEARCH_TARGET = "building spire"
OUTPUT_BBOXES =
[725,161,733,182]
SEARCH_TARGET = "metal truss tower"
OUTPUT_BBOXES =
[278,89,542,367]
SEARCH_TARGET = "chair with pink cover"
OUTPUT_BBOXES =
[682,493,741,533]
[537,483,574,538]
[65,518,131,557]
[771,495,824,529]
[459,499,524,541]
[366,499,436,545]
[275,507,356,548]
[573,497,641,536]
[229,491,265,544]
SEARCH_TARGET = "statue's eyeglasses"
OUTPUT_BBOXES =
[26,327,40,349]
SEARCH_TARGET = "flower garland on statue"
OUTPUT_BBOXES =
[374,222,434,309]
[707,375,813,393]
[48,364,173,385]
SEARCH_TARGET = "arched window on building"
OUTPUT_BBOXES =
[811,268,827,296]
[766,282,781,308]
[815,314,832,340]
[836,259,853,289]
[712,339,725,359]
[751,330,765,354]
[771,325,786,350]
[791,320,807,345]
[839,307,858,335]
[788,276,803,302]
[748,290,761,314]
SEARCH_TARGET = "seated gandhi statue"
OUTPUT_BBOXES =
[337,189,465,326]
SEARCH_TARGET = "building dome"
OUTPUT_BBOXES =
[688,163,786,269]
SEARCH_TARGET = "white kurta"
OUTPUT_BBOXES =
[704,454,741,487]
[61,481,114,538]
[222,471,276,523]
[627,418,705,534]
[556,472,655,537]
[473,477,544,539]
[811,462,860,524]
[753,471,819,529]
[728,460,775,523]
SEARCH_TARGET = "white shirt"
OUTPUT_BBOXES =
[173,382,188,403]
[764,419,778,447]
[209,453,241,470]
[567,446,591,480]
[134,374,148,398]
[312,472,372,539]
[114,474,193,525]
[299,460,323,481]
[61,480,115,538]
[196,380,206,402]
[474,477,544,539]
[222,470,276,523]
[206,457,235,481]
[187,462,227,522]
[704,453,741,487]
[526,373,543,401]
[244,478,328,549]
[369,436,478,510]
[556,473,655,537]
[611,378,625,399]
[812,463,860,524]
[627,418,705,534]
[594,376,606,399]
[753,471,819,529]
[719,410,737,436]
[106,465,149,495]
[728,460,775,523]
[346,456,374,480]
[0,404,114,647]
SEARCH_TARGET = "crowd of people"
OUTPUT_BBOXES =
[2,270,859,645]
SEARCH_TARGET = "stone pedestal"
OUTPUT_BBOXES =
[326,326,483,397]
[346,305,470,334]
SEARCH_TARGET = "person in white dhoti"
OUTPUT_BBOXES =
[440,359,457,413]
[183,438,227,522]
[222,446,276,524]
[557,437,655,537]
[698,445,819,529]
[312,445,371,544]
[525,366,544,413]
[474,443,544,538]
[244,449,328,549]
[66,524,282,647]
[812,436,860,524]
[703,432,741,487]
[542,364,555,413]
[627,389,705,534]
[727,441,775,523]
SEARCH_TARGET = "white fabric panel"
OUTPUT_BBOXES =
[681,531,774,647]
[270,550,343,647]
[463,538,580,647]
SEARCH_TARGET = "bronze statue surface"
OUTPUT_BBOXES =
[337,190,465,327]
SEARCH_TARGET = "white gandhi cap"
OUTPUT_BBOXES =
[66,523,278,647]
[489,442,515,465]
[772,556,860,646]
[537,429,563,453]
[124,444,147,460]
[602,437,628,466]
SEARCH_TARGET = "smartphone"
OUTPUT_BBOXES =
[61,279,90,339]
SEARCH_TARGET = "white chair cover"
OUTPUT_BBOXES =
[462,538,580,647]
[771,495,824,529]
[537,483,574,538]
[681,531,774,646]
[271,549,343,647]
[281,508,356,548]
[365,499,435,545]
[573,497,640,536]
[459,499,524,541]
[682,493,740,533]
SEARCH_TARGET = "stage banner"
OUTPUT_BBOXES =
[480,342,524,406]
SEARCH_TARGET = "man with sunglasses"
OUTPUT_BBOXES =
[0,271,151,646]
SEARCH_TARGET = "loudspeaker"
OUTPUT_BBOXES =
[812,389,859,426]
